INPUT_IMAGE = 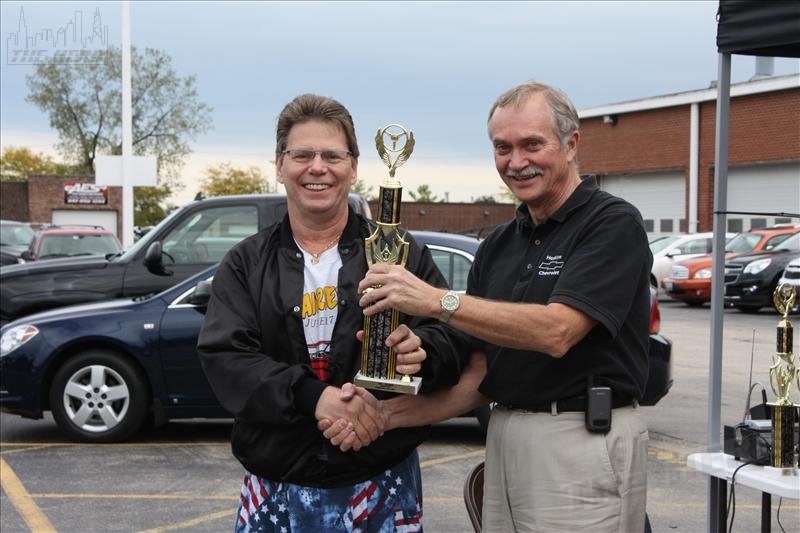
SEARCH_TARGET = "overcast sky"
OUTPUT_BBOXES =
[2,1,798,204]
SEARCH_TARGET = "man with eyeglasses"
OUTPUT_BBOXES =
[322,81,652,532]
[282,148,352,165]
[198,93,469,532]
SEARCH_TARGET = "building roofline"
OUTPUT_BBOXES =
[579,74,799,118]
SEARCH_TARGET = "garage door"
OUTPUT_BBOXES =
[599,171,685,237]
[52,210,119,237]
[728,162,800,231]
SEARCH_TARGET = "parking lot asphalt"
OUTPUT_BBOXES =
[2,302,800,532]
[5,414,798,533]
[0,416,487,533]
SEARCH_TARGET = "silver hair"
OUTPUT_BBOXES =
[487,81,580,147]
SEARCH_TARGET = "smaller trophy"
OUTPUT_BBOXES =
[354,124,421,395]
[768,283,799,468]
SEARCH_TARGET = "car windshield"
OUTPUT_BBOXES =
[38,233,121,259]
[774,233,800,252]
[649,236,681,254]
[725,233,763,253]
[0,223,35,247]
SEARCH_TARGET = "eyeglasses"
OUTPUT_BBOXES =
[281,149,352,165]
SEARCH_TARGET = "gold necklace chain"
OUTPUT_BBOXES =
[299,233,342,264]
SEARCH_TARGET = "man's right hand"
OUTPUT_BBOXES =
[315,385,386,451]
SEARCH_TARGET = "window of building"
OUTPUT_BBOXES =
[728,219,743,233]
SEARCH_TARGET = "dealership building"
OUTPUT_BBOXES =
[578,73,799,234]
[2,74,798,238]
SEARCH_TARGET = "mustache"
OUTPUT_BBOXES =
[505,166,544,179]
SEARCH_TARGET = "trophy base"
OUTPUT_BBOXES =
[353,372,421,395]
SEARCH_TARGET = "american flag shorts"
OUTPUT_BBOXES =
[235,450,423,532]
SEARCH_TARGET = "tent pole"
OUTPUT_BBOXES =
[707,51,731,533]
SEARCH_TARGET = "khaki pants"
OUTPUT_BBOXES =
[483,404,648,533]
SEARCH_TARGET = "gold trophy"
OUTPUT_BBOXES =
[768,283,799,468]
[354,124,421,395]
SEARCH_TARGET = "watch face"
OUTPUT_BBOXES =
[443,293,459,311]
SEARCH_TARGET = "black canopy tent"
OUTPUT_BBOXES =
[706,2,800,530]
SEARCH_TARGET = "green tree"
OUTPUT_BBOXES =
[134,186,175,226]
[200,162,273,197]
[498,185,521,206]
[408,184,439,203]
[473,194,498,204]
[25,46,213,221]
[0,146,73,181]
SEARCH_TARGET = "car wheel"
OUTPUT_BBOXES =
[49,350,149,443]
[684,300,705,307]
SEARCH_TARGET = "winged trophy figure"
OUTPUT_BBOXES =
[375,127,415,178]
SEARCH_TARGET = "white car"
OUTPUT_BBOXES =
[649,232,733,297]
[777,257,800,313]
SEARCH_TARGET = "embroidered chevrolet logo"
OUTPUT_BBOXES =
[539,260,564,270]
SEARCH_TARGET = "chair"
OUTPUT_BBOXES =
[463,461,485,533]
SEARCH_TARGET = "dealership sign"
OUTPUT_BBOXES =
[64,182,108,205]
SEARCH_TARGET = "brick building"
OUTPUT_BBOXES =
[367,200,516,237]
[1,174,123,236]
[579,74,799,234]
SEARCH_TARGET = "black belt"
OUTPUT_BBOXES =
[499,395,635,414]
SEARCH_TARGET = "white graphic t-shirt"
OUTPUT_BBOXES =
[298,245,342,381]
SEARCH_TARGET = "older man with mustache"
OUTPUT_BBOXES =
[324,80,653,532]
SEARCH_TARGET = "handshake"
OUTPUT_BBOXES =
[313,323,425,452]
[316,382,392,452]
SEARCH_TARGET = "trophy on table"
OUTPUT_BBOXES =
[768,282,799,468]
[353,124,421,395]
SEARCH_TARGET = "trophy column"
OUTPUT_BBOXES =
[768,283,799,468]
[354,124,421,395]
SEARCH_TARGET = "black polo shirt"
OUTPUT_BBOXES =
[469,176,652,407]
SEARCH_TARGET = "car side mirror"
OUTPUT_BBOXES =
[144,241,172,276]
[186,280,211,307]
[20,250,32,261]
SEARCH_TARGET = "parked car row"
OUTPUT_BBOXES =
[0,228,672,442]
[723,232,800,313]
[649,232,733,298]
[661,226,799,307]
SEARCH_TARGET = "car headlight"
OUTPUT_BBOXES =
[0,325,39,357]
[743,258,771,275]
[695,268,712,279]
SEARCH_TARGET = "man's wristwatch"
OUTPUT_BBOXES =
[439,290,461,323]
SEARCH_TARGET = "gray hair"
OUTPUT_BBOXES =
[487,81,579,147]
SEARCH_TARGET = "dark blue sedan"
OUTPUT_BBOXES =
[0,265,224,442]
